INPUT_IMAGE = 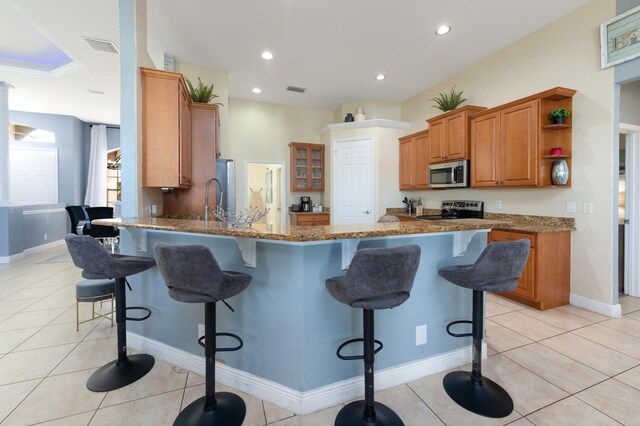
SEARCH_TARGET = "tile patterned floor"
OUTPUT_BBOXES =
[2,244,640,424]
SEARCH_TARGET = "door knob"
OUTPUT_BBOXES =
[362,211,370,214]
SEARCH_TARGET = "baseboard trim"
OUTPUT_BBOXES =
[23,239,65,254]
[1,239,65,264]
[127,332,480,415]
[0,252,25,264]
[570,293,622,318]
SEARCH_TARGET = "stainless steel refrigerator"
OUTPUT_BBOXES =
[215,159,236,214]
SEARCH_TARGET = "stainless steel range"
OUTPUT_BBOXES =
[417,200,484,221]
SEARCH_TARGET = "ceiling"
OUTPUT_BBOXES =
[1,0,592,125]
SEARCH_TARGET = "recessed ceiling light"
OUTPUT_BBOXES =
[252,87,262,94]
[375,74,386,81]
[436,25,451,36]
[261,51,273,60]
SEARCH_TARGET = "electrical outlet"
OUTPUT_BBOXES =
[495,200,502,210]
[198,323,205,343]
[416,324,427,346]
[583,202,593,214]
[43,233,47,241]
[566,202,576,214]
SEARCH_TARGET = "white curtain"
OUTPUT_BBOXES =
[84,124,108,206]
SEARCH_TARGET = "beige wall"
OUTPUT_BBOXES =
[402,0,617,304]
[333,100,402,123]
[227,98,333,219]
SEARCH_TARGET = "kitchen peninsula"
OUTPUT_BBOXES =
[96,217,506,414]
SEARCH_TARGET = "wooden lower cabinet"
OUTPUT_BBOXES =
[289,212,330,226]
[489,229,570,310]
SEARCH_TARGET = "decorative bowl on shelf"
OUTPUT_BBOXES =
[213,206,270,227]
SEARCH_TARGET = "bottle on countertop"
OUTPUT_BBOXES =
[416,197,423,215]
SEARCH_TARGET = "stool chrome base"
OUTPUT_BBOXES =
[174,392,246,426]
[87,354,155,392]
[335,401,404,426]
[443,370,514,418]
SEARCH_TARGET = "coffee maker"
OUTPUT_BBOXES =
[300,196,312,212]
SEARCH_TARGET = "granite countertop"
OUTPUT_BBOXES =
[94,217,507,243]
[385,208,575,233]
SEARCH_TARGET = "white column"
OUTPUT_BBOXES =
[0,82,12,202]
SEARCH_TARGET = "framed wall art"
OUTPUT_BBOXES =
[601,4,640,69]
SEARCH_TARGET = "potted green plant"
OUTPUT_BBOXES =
[549,108,570,125]
[430,86,467,112]
[184,77,223,106]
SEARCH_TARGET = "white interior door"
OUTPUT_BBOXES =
[9,147,58,203]
[333,138,373,225]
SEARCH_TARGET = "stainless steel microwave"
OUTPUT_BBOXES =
[429,160,469,188]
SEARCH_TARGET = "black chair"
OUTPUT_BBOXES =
[65,234,157,392]
[154,243,252,426]
[85,207,120,252]
[325,245,421,426]
[439,239,530,418]
[65,205,90,235]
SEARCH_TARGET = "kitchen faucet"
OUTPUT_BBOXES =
[204,177,224,222]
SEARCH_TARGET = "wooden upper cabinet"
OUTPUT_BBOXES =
[427,106,486,164]
[500,101,538,187]
[399,137,414,190]
[141,67,192,188]
[470,112,500,187]
[471,87,575,188]
[427,119,446,163]
[163,103,219,216]
[399,130,430,190]
[289,142,325,192]
[178,87,192,187]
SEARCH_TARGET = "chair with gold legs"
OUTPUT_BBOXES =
[75,278,115,331]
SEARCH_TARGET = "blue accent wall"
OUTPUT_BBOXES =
[123,230,485,391]
[9,111,84,204]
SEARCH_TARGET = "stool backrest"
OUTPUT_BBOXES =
[472,239,530,285]
[85,207,118,238]
[65,234,115,279]
[154,244,224,300]
[65,205,87,234]
[342,244,421,304]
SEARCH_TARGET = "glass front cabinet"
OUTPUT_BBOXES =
[289,142,325,192]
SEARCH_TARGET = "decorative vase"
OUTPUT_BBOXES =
[344,113,354,122]
[355,106,366,122]
[551,116,566,125]
[551,160,569,185]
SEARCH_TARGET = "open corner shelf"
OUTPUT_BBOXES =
[542,154,571,159]
[542,124,571,130]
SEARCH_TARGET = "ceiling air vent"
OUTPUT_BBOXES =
[287,85,306,93]
[83,37,120,54]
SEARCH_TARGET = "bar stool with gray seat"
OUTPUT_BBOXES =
[439,239,530,418]
[326,244,421,426]
[154,243,252,426]
[65,234,157,392]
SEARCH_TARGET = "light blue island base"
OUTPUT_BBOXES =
[122,229,488,415]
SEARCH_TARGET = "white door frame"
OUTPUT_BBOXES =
[244,160,287,227]
[620,123,640,297]
[332,137,375,224]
